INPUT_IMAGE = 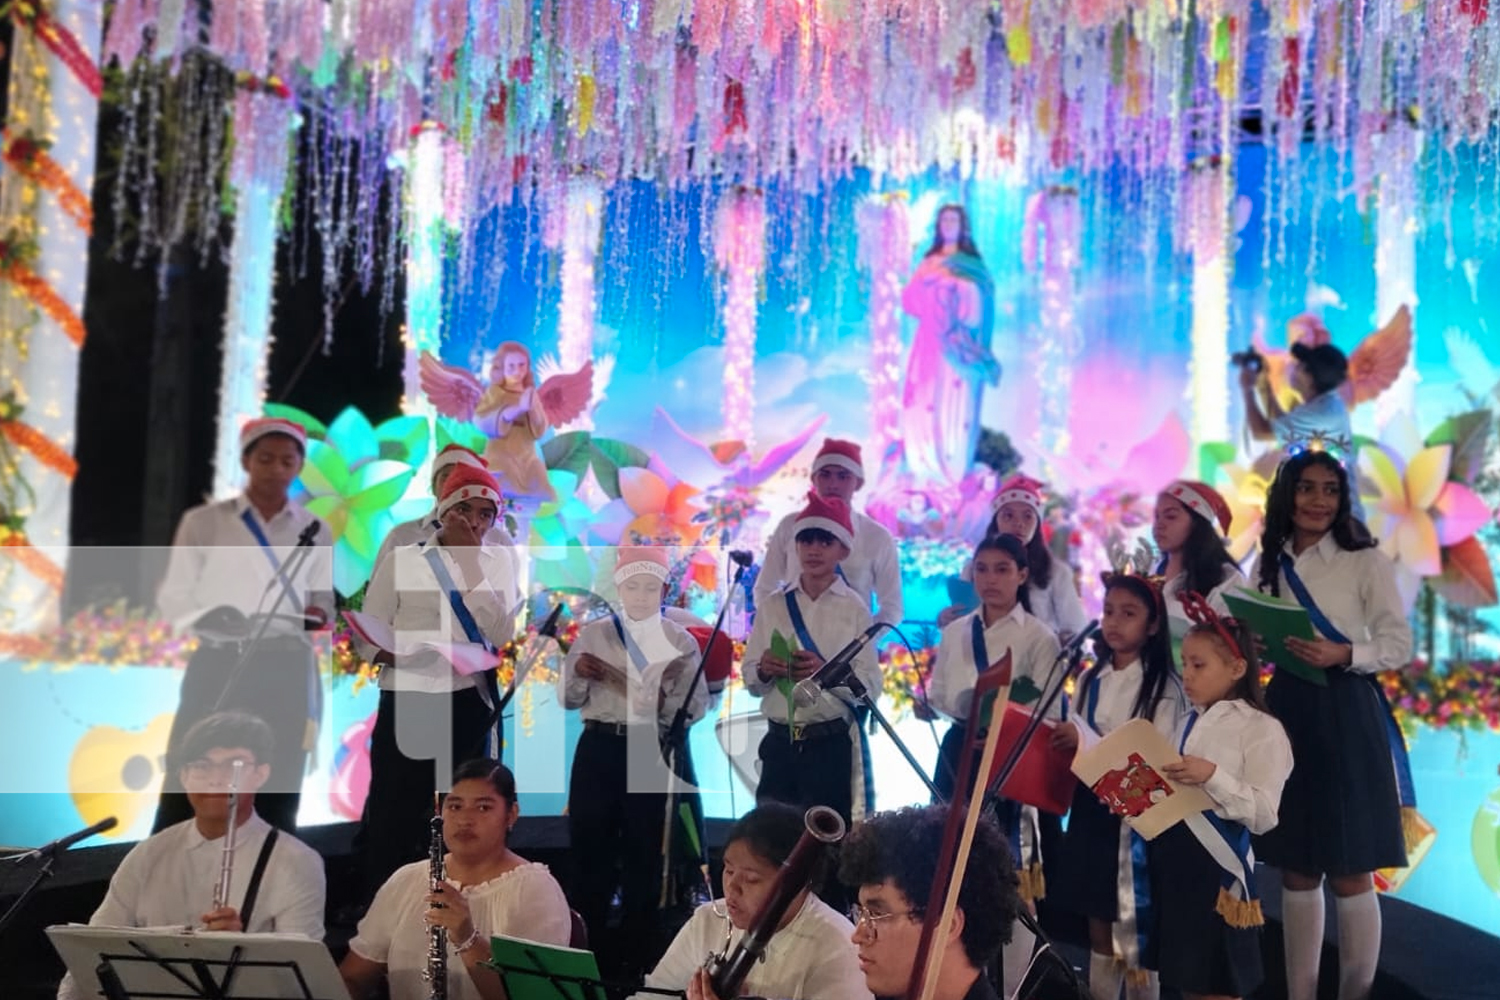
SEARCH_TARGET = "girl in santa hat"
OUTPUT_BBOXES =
[1152,480,1244,647]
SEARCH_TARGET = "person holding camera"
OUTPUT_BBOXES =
[1238,341,1351,449]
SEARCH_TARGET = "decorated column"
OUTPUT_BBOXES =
[856,193,910,482]
[0,0,104,630]
[1374,117,1422,426]
[1184,158,1231,455]
[211,79,299,496]
[713,188,765,448]
[1021,185,1082,476]
[546,175,603,430]
[401,123,447,474]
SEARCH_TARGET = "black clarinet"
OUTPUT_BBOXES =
[424,811,448,1000]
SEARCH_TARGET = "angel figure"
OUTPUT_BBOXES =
[419,341,593,503]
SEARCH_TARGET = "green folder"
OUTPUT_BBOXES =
[1221,588,1328,687]
[488,933,603,1000]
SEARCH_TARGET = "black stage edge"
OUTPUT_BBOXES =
[3,821,1495,1000]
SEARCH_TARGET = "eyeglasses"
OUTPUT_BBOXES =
[848,903,924,938]
[182,758,256,782]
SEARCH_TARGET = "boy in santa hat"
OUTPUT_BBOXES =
[753,438,904,626]
[743,493,883,827]
[154,417,333,836]
[370,443,515,578]
[560,546,707,978]
[355,462,520,896]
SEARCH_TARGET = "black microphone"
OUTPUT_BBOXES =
[297,520,321,546]
[15,817,117,861]
[794,622,886,697]
[535,600,565,638]
[729,550,754,568]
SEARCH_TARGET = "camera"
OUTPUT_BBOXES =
[1230,348,1264,373]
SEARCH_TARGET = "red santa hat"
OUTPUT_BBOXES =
[793,491,854,550]
[240,417,306,454]
[811,438,865,481]
[437,463,502,517]
[991,474,1045,516]
[433,443,487,475]
[614,546,670,586]
[1162,479,1233,535]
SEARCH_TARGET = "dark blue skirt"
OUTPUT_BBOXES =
[1145,823,1264,997]
[1253,668,1406,876]
[1050,780,1121,922]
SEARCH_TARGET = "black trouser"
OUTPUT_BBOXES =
[358,686,499,900]
[755,720,854,824]
[567,723,679,975]
[154,637,317,835]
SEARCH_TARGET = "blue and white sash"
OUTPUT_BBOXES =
[1278,553,1416,810]
[240,508,305,613]
[1176,711,1264,928]
[423,547,501,756]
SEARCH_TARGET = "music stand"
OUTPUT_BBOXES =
[47,926,348,1000]
[484,934,684,1000]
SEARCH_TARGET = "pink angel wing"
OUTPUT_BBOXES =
[537,360,595,426]
[737,414,829,488]
[418,351,484,421]
[1343,305,1413,407]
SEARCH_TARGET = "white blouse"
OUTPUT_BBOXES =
[1177,698,1294,835]
[929,605,1062,722]
[1250,533,1412,675]
[1162,562,1244,641]
[1072,657,1185,743]
[1029,560,1090,640]
[638,895,871,1000]
[560,612,707,727]
[349,860,571,1000]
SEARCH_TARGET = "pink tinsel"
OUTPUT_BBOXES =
[101,0,156,68]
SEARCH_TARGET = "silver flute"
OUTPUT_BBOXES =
[424,808,448,1000]
[211,759,245,912]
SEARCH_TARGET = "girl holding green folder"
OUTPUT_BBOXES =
[1249,450,1412,1000]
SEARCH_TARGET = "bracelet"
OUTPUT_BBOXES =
[453,926,484,954]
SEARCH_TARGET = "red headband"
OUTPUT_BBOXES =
[1177,590,1244,661]
[1100,569,1168,620]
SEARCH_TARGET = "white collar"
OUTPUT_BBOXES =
[787,575,856,601]
[233,494,294,524]
[974,603,1027,630]
[184,810,269,852]
[1283,531,1340,564]
[621,611,663,634]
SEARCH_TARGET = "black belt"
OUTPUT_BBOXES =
[767,718,850,743]
[583,719,659,737]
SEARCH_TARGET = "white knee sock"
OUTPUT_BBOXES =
[1335,892,1382,1000]
[1002,919,1037,996]
[1089,951,1122,1000]
[1124,968,1159,1000]
[1282,886,1326,1000]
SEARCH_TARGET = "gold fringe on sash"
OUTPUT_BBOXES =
[1017,861,1047,904]
[1215,887,1265,928]
[1123,966,1151,987]
[1401,806,1434,857]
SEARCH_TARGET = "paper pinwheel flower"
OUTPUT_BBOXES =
[588,460,705,547]
[1359,415,1492,582]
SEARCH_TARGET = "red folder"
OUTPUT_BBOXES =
[984,702,1077,815]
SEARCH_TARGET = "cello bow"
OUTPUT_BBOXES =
[905,649,1014,1000]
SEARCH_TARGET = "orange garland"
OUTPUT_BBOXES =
[0,260,86,347]
[1,132,92,232]
[2,419,76,477]
[0,534,65,592]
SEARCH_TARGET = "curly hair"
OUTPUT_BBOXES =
[1257,451,1375,596]
[839,805,1019,968]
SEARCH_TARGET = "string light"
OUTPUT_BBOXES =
[1186,160,1230,454]
[714,189,765,448]
[1374,117,1422,428]
[551,175,602,428]
[212,87,297,497]
[856,193,909,474]
[401,123,446,484]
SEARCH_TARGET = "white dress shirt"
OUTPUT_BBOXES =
[156,495,332,635]
[56,812,325,1000]
[1162,563,1243,642]
[1250,533,1413,674]
[638,895,871,1000]
[743,578,880,726]
[349,860,571,1000]
[928,605,1062,722]
[359,541,518,693]
[754,508,905,624]
[1178,698,1295,835]
[372,512,514,579]
[561,612,707,727]
[1071,657,1186,744]
[1028,561,1089,640]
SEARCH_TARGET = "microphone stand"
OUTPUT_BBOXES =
[210,525,323,714]
[0,818,106,938]
[658,553,753,907]
[465,601,565,761]
[833,628,943,802]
